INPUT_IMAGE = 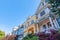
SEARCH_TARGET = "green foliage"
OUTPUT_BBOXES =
[48,0,60,17]
[58,28,60,34]
[22,34,39,40]
[31,35,39,40]
[0,30,5,38]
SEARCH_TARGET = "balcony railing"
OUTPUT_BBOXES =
[24,22,36,30]
[36,13,50,23]
[40,27,56,34]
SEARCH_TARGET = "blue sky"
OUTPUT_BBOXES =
[0,0,40,34]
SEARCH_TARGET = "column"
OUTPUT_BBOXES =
[49,17,54,29]
[34,26,36,34]
[53,20,57,29]
[55,19,60,28]
[46,24,51,34]
[24,25,26,32]
[37,24,39,33]
[40,26,43,32]
[46,24,48,30]
[45,24,48,33]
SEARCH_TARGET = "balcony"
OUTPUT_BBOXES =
[40,26,56,34]
[24,21,36,30]
[37,13,50,24]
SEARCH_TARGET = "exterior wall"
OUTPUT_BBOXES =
[36,0,50,33]
[23,15,37,30]
[12,0,60,39]
[57,18,60,26]
[35,0,60,33]
[24,23,36,35]
[12,25,24,40]
[38,18,49,26]
[24,15,37,36]
[17,26,24,40]
[12,31,18,35]
[17,28,24,40]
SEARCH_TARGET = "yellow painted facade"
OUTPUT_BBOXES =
[24,24,36,34]
[24,15,37,35]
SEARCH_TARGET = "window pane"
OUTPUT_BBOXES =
[40,10,45,16]
[45,0,49,3]
[43,25,46,29]
[31,20,34,24]
[57,18,60,26]
[42,2,44,6]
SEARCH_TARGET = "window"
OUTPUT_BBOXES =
[14,32,16,35]
[47,22,51,28]
[38,14,41,19]
[45,8,50,14]
[43,25,46,29]
[57,0,60,3]
[27,22,29,26]
[18,28,24,35]
[31,20,34,24]
[57,18,60,26]
[16,31,18,35]
[45,0,49,3]
[40,10,45,16]
[41,2,44,6]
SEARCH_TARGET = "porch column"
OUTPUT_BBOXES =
[37,24,39,33]
[24,31,28,37]
[53,20,57,28]
[34,26,36,33]
[45,24,48,32]
[49,17,54,29]
[46,24,48,30]
[40,26,43,32]
[45,24,51,33]
[55,19,60,28]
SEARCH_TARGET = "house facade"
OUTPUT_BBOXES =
[36,0,60,33]
[12,0,60,40]
[23,15,37,37]
[12,25,24,40]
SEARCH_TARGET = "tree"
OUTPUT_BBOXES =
[0,30,5,38]
[22,34,38,40]
[48,0,60,17]
[30,35,39,40]
[0,30,5,40]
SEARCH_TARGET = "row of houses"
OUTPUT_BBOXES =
[12,0,60,40]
